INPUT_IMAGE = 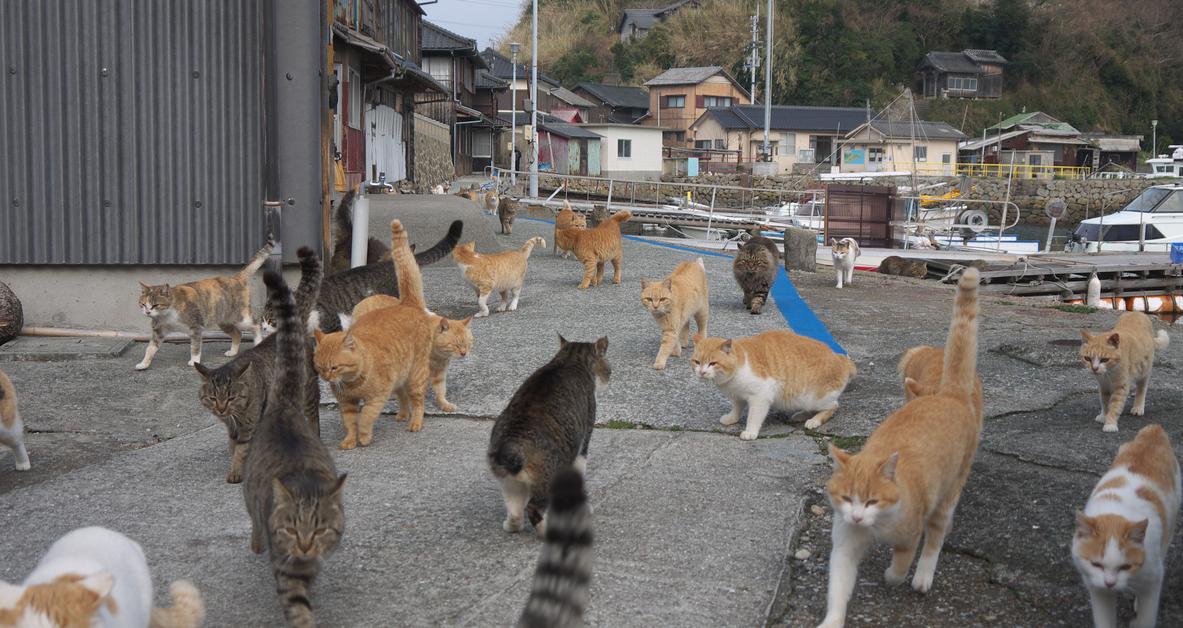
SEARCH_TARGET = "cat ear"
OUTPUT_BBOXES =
[437,317,450,332]
[79,571,115,599]
[338,313,354,331]
[558,334,569,349]
[233,360,252,377]
[1075,510,1096,537]
[1107,333,1120,348]
[343,335,357,350]
[595,336,609,355]
[193,362,210,377]
[828,444,851,468]
[139,281,151,290]
[904,377,924,398]
[1079,330,1092,342]
[640,278,650,288]
[878,452,899,481]
[461,316,474,327]
[1126,519,1148,544]
[831,238,839,246]
[272,478,295,508]
[330,474,348,499]
[314,329,326,343]
[721,339,733,354]
[662,278,672,291]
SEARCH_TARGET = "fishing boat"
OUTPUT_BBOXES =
[1146,146,1183,178]
[1069,183,1183,252]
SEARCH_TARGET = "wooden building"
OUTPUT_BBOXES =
[574,83,650,124]
[640,66,751,149]
[915,49,1007,99]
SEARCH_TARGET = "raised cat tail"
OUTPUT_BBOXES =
[521,236,546,256]
[609,210,632,225]
[293,247,324,329]
[517,468,593,628]
[238,238,276,279]
[938,268,979,406]
[263,270,305,409]
[413,220,464,266]
[390,220,426,309]
[149,580,206,628]
[1154,329,1170,351]
[332,190,358,249]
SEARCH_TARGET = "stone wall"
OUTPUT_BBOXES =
[412,114,454,193]
[965,178,1155,226]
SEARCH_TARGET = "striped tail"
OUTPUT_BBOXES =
[148,580,205,628]
[293,247,323,328]
[413,220,464,267]
[609,210,632,224]
[521,237,545,256]
[517,469,593,628]
[262,270,305,415]
[238,239,275,279]
[938,268,980,405]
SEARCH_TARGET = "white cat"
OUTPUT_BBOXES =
[0,527,205,628]
[830,238,860,289]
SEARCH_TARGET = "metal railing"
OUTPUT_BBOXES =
[912,162,1092,180]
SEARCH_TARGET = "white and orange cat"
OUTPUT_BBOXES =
[1073,424,1179,628]
[452,237,545,318]
[818,268,982,628]
[0,369,31,471]
[640,258,709,370]
[691,330,856,439]
[1080,312,1170,432]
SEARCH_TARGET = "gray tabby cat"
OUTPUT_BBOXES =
[498,196,519,234]
[488,335,610,536]
[195,246,322,484]
[327,191,391,275]
[243,270,346,628]
[732,235,779,315]
[517,468,593,628]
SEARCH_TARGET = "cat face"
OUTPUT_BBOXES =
[0,572,114,627]
[556,335,611,389]
[138,283,173,317]
[433,317,474,359]
[195,361,253,417]
[1080,330,1121,375]
[831,238,852,259]
[639,278,674,316]
[1073,512,1147,590]
[825,447,902,528]
[312,330,361,383]
[690,338,738,381]
[270,477,347,563]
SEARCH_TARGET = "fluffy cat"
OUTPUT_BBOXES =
[830,238,860,289]
[452,237,546,318]
[1072,424,1180,628]
[328,190,391,275]
[897,345,983,422]
[877,255,927,279]
[498,196,519,234]
[194,247,323,484]
[818,268,982,628]
[243,271,346,627]
[732,235,779,314]
[640,258,709,370]
[135,239,273,370]
[0,526,204,628]
[517,469,594,628]
[568,210,632,289]
[1080,312,1170,433]
[554,202,587,259]
[0,369,31,471]
[488,335,610,536]
[692,330,856,439]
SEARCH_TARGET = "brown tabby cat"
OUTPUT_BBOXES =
[897,345,983,422]
[498,196,520,234]
[136,239,273,370]
[452,237,546,318]
[0,368,31,471]
[1080,312,1170,433]
[554,202,587,259]
[568,210,632,289]
[732,235,779,314]
[328,190,391,275]
[878,255,927,278]
[640,258,709,370]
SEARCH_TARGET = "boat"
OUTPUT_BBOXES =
[1069,183,1183,252]
[1146,145,1183,178]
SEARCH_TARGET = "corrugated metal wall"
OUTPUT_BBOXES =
[0,0,267,264]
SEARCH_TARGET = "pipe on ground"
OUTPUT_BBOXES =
[19,327,255,343]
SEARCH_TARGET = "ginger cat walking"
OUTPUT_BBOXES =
[568,210,632,289]
[1080,312,1170,433]
[554,202,587,259]
[453,237,546,317]
[897,345,983,422]
[640,258,709,370]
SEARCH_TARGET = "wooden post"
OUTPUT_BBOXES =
[321,0,334,257]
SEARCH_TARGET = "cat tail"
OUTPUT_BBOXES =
[521,237,546,256]
[390,220,426,309]
[517,468,593,628]
[938,268,979,405]
[609,210,632,224]
[413,220,464,267]
[237,238,276,280]
[262,270,305,409]
[149,580,206,628]
[293,247,323,329]
[1154,329,1170,351]
[332,190,358,250]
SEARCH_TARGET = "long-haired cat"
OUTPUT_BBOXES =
[0,526,205,628]
[0,369,31,471]
[1073,424,1180,628]
[194,246,323,483]
[452,237,546,318]
[489,335,610,536]
[328,190,391,275]
[641,258,709,370]
[732,235,779,314]
[692,330,855,439]
[818,268,982,628]
[135,239,273,370]
[498,196,519,234]
[1080,312,1170,433]
[897,345,983,422]
[830,237,860,289]
[554,202,587,259]
[517,469,593,628]
[569,210,632,289]
[243,271,346,627]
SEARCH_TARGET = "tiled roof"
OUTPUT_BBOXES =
[576,83,649,110]
[476,70,507,90]
[697,105,868,133]
[963,49,1007,64]
[919,51,981,74]
[618,0,699,32]
[498,112,603,139]
[421,21,474,52]
[644,66,726,86]
[550,86,595,108]
[865,120,968,141]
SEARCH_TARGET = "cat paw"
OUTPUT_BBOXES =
[508,303,518,311]
[804,417,824,430]
[187,358,199,366]
[1131,405,1145,416]
[653,361,667,370]
[503,518,524,533]
[226,472,242,484]
[15,459,31,471]
[495,304,508,312]
[395,411,409,422]
[739,430,759,441]
[474,311,489,318]
[884,567,908,586]
[358,433,373,446]
[134,362,150,371]
[719,413,739,426]
[223,348,238,357]
[338,438,357,450]
[437,401,457,413]
[1094,413,1106,423]
[911,569,934,593]
[815,615,845,628]
[1102,423,1119,433]
[406,420,423,433]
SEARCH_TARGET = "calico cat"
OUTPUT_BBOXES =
[452,237,546,317]
[554,202,587,259]
[692,330,856,439]
[489,335,610,536]
[194,246,323,484]
[0,526,205,628]
[897,345,983,422]
[818,269,982,628]
[517,469,594,628]
[830,238,860,289]
[568,210,632,289]
[1073,424,1180,628]
[1080,312,1170,433]
[877,255,927,278]
[498,196,519,234]
[135,239,273,370]
[327,190,392,275]
[640,258,709,370]
[243,271,346,628]
[0,369,31,471]
[732,236,779,315]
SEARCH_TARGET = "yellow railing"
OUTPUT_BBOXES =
[913,162,1091,180]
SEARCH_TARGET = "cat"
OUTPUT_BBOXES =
[692,330,856,439]
[732,235,779,315]
[818,268,981,628]
[498,196,519,234]
[830,238,860,289]
[877,255,927,279]
[0,369,31,471]
[456,187,481,204]
[0,526,205,628]
[516,468,594,628]
[452,237,546,318]
[488,335,610,536]
[327,190,392,275]
[243,270,346,628]
[135,239,273,370]
[568,210,632,289]
[588,205,610,228]
[897,345,983,422]
[484,191,501,216]
[554,202,587,259]
[431,184,445,195]
[1072,424,1180,628]
[1080,312,1170,433]
[640,258,709,370]
[194,246,323,484]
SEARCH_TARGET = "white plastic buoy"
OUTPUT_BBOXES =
[351,189,370,268]
[1086,273,1101,307]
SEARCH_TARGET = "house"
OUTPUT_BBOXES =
[474,70,511,171]
[641,66,752,149]
[958,111,1086,170]
[481,47,561,115]
[618,0,700,41]
[688,105,870,174]
[549,87,595,123]
[840,120,967,176]
[1078,133,1144,172]
[574,83,650,124]
[502,112,603,177]
[915,49,1007,99]
[580,124,664,180]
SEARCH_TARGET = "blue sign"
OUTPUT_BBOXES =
[687,157,699,177]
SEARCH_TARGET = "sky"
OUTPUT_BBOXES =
[421,0,525,50]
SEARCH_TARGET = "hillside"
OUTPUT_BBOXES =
[498,0,1183,152]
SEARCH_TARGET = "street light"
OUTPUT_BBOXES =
[510,42,521,186]
[1152,119,1158,158]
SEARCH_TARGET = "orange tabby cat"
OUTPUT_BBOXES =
[819,269,981,628]
[640,258,709,370]
[568,210,632,289]
[452,237,546,317]
[1080,312,1170,433]
[554,201,587,259]
[897,345,983,421]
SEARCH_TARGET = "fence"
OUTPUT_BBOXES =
[914,162,1092,180]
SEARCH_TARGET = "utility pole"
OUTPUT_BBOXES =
[749,8,759,101]
[761,0,772,160]
[529,0,539,198]
[510,42,520,186]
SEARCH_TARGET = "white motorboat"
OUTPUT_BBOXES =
[1147,146,1183,178]
[1070,184,1183,252]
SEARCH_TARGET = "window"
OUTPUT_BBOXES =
[348,67,362,129]
[947,75,978,91]
[869,147,885,162]
[703,96,732,107]
[617,138,632,158]
[798,149,815,162]
[714,139,726,150]
[1154,191,1183,213]
[694,139,713,150]
[663,94,686,108]
[942,153,952,164]
[781,133,796,152]
[913,146,927,162]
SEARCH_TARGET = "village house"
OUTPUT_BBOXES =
[957,111,1087,172]
[1078,133,1143,172]
[618,0,701,42]
[688,105,870,174]
[915,49,1007,99]
[840,120,967,176]
[574,82,650,124]
[549,87,596,123]
[502,112,603,177]
[481,47,561,115]
[474,70,511,172]
[640,66,751,150]
[579,124,665,180]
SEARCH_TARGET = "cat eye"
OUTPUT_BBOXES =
[841,496,852,503]
[1118,564,1132,571]
[865,499,878,506]
[708,362,718,367]
[1090,561,1103,569]
[1099,358,1110,363]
